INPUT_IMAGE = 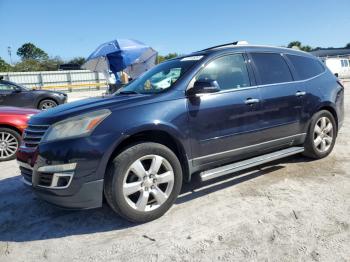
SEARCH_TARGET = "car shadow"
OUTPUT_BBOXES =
[0,154,310,242]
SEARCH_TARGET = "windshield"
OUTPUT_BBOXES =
[117,56,203,94]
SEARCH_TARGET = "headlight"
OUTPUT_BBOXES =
[42,109,111,142]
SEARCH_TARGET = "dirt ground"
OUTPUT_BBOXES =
[0,83,349,262]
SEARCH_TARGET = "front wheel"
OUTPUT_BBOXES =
[104,142,183,223]
[39,99,58,110]
[303,110,337,159]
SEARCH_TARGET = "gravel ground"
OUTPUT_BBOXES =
[0,83,349,262]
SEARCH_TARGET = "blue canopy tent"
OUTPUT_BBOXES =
[82,39,157,79]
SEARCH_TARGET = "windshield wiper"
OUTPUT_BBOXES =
[118,90,139,95]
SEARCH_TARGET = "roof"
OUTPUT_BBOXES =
[167,44,316,63]
[190,44,314,58]
[310,48,350,57]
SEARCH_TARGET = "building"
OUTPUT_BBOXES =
[310,48,350,79]
[310,48,350,59]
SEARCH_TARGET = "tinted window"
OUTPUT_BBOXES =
[286,54,325,80]
[0,83,16,92]
[196,54,250,90]
[251,53,292,85]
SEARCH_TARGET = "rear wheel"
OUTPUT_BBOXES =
[104,142,183,223]
[39,99,58,110]
[0,128,21,162]
[303,110,337,159]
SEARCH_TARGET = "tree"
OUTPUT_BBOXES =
[345,43,350,49]
[0,57,12,72]
[156,53,179,64]
[67,57,86,66]
[13,59,44,72]
[13,56,64,72]
[17,43,49,61]
[287,41,313,52]
[287,41,302,49]
[301,45,313,52]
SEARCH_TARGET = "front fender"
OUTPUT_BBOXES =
[96,121,191,181]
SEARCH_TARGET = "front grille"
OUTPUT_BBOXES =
[38,173,53,187]
[20,165,33,184]
[22,124,50,147]
[20,165,54,187]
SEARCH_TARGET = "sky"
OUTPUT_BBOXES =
[0,0,349,63]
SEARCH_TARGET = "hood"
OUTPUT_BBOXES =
[0,106,40,115]
[30,94,153,125]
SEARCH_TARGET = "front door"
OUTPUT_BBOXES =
[187,53,263,167]
[0,83,33,108]
[0,82,19,106]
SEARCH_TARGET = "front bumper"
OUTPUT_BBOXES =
[16,134,114,209]
[17,160,104,209]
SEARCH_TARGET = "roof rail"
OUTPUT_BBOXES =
[201,41,249,51]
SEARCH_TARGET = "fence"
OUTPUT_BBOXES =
[0,70,108,92]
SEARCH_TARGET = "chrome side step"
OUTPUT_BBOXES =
[199,146,304,181]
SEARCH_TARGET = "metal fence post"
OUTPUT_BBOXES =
[95,71,100,90]
[38,73,43,90]
[67,71,72,92]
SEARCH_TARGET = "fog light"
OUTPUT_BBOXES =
[50,172,74,189]
[57,176,70,187]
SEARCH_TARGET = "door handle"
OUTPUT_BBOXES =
[245,98,260,105]
[295,91,306,97]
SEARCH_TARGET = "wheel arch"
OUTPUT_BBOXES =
[104,128,191,182]
[0,124,23,135]
[316,103,339,133]
[36,96,59,109]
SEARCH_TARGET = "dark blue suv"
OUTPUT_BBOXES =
[17,43,344,222]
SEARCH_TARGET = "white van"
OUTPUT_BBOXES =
[325,57,350,78]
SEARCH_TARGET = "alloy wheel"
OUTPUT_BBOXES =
[41,101,57,110]
[313,116,333,153]
[122,155,175,212]
[0,132,19,160]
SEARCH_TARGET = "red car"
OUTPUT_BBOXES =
[0,107,40,161]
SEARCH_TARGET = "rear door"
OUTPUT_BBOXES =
[187,53,263,167]
[284,53,328,129]
[248,52,304,145]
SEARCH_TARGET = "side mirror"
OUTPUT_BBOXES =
[187,79,220,96]
[13,88,21,93]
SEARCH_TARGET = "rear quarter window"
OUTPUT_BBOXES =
[286,54,325,80]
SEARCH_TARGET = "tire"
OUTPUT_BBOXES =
[0,128,21,162]
[303,110,337,159]
[104,142,183,223]
[38,99,58,110]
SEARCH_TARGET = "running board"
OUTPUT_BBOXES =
[199,147,304,182]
